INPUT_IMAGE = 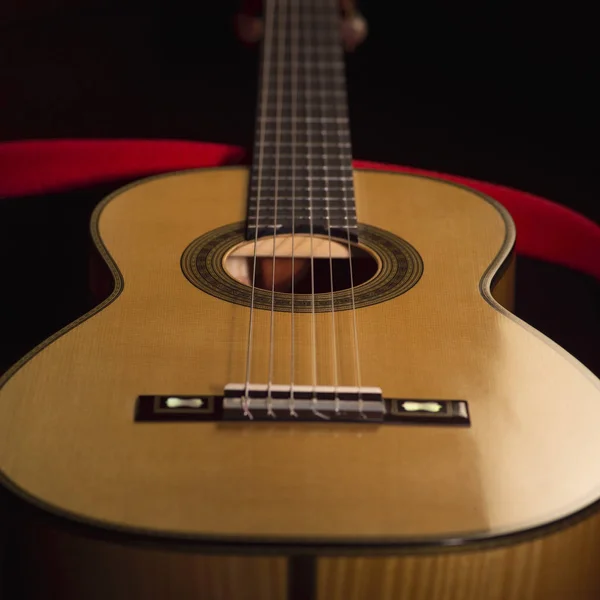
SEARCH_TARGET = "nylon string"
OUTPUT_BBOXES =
[266,0,288,417]
[289,0,299,417]
[242,0,276,418]
[328,0,364,412]
[305,0,323,418]
[315,1,340,410]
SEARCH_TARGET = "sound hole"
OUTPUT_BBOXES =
[224,235,379,293]
[181,223,423,313]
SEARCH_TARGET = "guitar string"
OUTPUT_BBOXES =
[243,0,276,418]
[289,0,299,417]
[315,0,340,410]
[330,0,364,413]
[266,0,288,417]
[306,0,322,416]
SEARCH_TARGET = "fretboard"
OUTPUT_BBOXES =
[247,0,357,241]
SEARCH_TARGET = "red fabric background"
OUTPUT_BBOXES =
[1,138,598,280]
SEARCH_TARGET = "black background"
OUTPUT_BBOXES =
[0,0,598,375]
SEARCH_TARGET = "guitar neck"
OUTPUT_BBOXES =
[246,0,358,241]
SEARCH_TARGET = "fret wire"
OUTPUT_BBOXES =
[270,33,341,42]
[256,131,350,138]
[258,91,346,100]
[248,227,358,231]
[249,198,353,204]
[248,226,358,230]
[250,190,352,197]
[262,108,347,115]
[249,203,353,207]
[253,165,352,172]
[255,151,352,158]
[295,49,341,57]
[249,196,352,201]
[256,113,348,120]
[263,75,346,85]
[269,19,338,27]
[258,108,347,115]
[266,49,343,57]
[254,145,352,153]
[249,217,356,222]
[249,205,353,211]
[257,127,350,133]
[255,142,352,148]
[258,121,348,127]
[263,62,345,70]
[248,223,358,227]
[250,186,352,194]
[257,117,348,123]
[261,63,345,73]
[259,102,347,109]
[252,162,352,170]
[257,125,349,130]
[247,221,358,226]
[258,112,348,120]
[256,138,351,146]
[252,178,352,183]
[248,224,357,229]
[254,175,353,181]
[257,165,353,172]
[257,154,353,161]
[251,171,351,179]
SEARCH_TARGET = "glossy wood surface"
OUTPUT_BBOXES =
[1,168,600,599]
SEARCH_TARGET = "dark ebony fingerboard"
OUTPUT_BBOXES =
[247,0,358,241]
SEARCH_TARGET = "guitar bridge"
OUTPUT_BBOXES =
[135,384,470,426]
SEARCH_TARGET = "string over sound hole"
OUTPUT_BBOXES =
[180,222,423,313]
[224,234,379,293]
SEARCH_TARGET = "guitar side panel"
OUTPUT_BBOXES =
[7,503,600,600]
[318,509,600,600]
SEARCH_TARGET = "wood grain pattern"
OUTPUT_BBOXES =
[1,167,600,598]
[318,510,600,600]
[14,515,287,600]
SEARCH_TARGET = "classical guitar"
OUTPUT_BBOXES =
[2,1,600,599]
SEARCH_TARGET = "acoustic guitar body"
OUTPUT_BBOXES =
[1,167,600,599]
